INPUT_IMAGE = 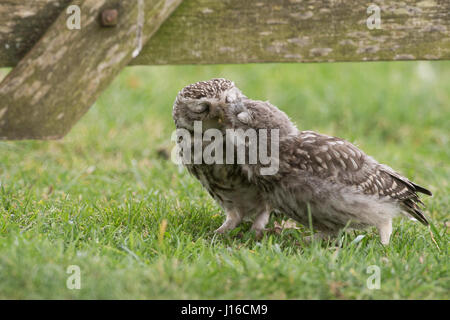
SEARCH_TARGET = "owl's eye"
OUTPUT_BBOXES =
[190,102,210,113]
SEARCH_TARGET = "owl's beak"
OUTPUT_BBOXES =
[210,104,225,123]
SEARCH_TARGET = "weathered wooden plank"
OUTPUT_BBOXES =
[0,0,183,140]
[1,0,449,67]
[0,0,72,67]
[136,0,450,64]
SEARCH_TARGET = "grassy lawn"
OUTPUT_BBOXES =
[0,62,448,299]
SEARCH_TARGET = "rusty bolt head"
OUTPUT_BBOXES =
[100,9,118,27]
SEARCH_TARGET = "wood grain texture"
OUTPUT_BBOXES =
[135,0,450,65]
[0,0,183,140]
[1,0,449,67]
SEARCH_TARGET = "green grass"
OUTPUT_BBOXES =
[0,61,449,299]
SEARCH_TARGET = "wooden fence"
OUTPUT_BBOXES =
[0,0,449,140]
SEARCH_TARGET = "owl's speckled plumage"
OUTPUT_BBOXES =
[173,78,272,235]
[172,78,432,244]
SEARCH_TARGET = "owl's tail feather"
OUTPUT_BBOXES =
[410,182,432,196]
[402,199,429,226]
[383,167,433,197]
[382,168,432,225]
[403,180,431,225]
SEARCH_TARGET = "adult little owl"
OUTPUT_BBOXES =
[172,78,432,244]
[173,78,272,236]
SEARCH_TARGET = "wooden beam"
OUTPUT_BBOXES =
[0,0,183,140]
[135,0,450,64]
[1,0,449,67]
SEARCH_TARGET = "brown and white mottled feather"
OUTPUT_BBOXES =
[283,131,431,225]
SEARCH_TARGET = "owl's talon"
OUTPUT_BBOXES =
[250,209,271,238]
[214,211,242,235]
[214,226,227,234]
[253,229,264,240]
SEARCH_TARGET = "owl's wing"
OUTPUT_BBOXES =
[287,131,432,225]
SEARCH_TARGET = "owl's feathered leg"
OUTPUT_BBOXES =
[377,218,392,245]
[215,210,242,234]
[250,206,271,237]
